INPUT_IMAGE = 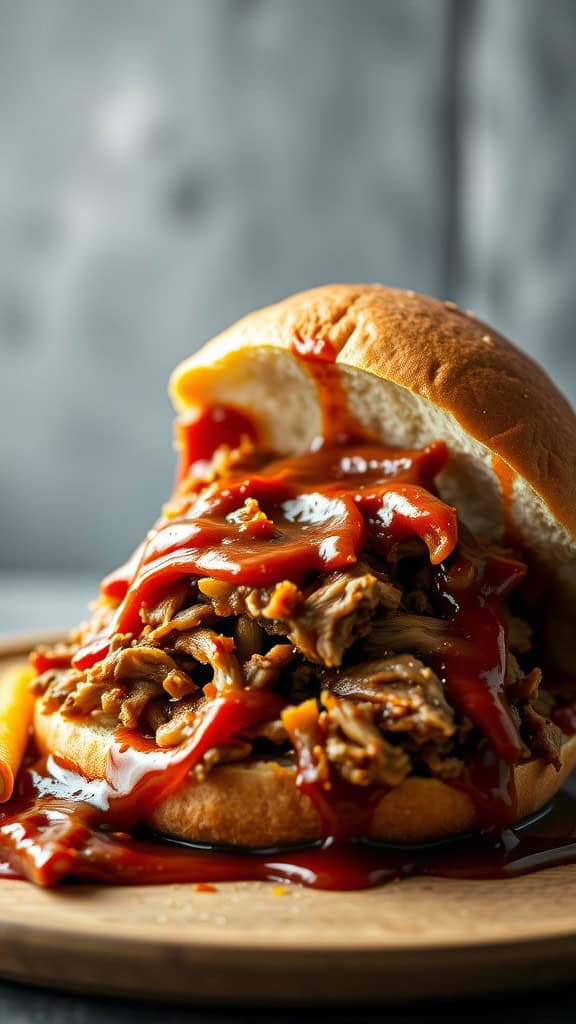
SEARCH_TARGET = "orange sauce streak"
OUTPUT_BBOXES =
[491,454,520,546]
[290,334,373,446]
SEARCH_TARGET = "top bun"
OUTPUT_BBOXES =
[171,285,576,665]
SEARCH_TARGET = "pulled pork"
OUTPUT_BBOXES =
[321,655,455,744]
[34,445,560,797]
[283,569,401,667]
[322,693,411,787]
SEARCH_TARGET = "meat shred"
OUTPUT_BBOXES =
[322,655,455,743]
[35,510,553,793]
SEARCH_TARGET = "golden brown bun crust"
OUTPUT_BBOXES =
[172,284,576,536]
[34,702,576,846]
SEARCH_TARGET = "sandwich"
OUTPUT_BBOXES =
[26,284,576,856]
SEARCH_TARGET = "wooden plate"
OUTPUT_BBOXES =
[1,635,576,1003]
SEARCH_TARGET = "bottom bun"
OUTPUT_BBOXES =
[34,702,576,846]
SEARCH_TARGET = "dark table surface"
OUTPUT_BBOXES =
[1,981,576,1024]
[1,573,575,1021]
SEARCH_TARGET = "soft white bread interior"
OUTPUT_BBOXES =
[34,702,576,845]
[171,285,576,670]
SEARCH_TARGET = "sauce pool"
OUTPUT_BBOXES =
[22,347,575,892]
[2,755,576,890]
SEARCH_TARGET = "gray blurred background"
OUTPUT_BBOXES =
[1,0,575,595]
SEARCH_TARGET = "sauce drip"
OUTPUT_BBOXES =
[106,690,286,826]
[290,334,338,363]
[289,332,370,446]
[430,541,526,767]
[31,384,539,881]
[174,406,258,486]
[2,755,576,890]
[72,437,458,670]
[491,454,521,547]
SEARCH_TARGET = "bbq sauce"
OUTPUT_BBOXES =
[25,362,566,890]
[491,454,519,547]
[71,438,457,670]
[289,331,376,447]
[42,431,529,848]
[175,406,258,485]
[66,434,523,807]
[2,753,576,890]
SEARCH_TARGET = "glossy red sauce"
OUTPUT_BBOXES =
[491,453,519,546]
[289,331,379,447]
[22,360,557,888]
[290,333,338,363]
[431,543,526,768]
[306,361,370,446]
[174,406,258,486]
[2,754,576,890]
[45,400,528,827]
[71,437,458,670]
[107,691,286,826]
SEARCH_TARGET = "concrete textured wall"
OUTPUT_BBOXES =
[0,0,575,572]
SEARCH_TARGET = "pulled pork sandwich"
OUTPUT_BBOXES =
[31,285,576,850]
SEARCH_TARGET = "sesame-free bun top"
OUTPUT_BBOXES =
[171,285,576,668]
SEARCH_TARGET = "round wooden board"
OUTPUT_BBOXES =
[2,635,576,1003]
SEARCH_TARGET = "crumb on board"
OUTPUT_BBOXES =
[272,885,288,896]
[194,882,218,893]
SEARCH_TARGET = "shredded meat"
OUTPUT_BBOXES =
[33,481,552,795]
[362,613,449,659]
[243,644,296,689]
[403,589,435,615]
[140,582,190,628]
[58,676,110,717]
[146,602,217,643]
[198,577,299,622]
[322,655,455,743]
[246,719,288,746]
[155,696,204,748]
[234,616,265,662]
[193,740,254,781]
[59,645,198,722]
[33,668,84,711]
[162,436,262,519]
[110,647,192,688]
[199,568,401,667]
[260,581,303,623]
[322,693,411,787]
[70,598,118,651]
[418,744,464,780]
[116,680,160,729]
[508,666,542,702]
[281,699,331,788]
[226,497,275,534]
[172,629,242,692]
[283,662,322,705]
[520,703,563,769]
[282,569,401,668]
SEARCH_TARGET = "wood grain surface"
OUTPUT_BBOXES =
[2,636,576,1003]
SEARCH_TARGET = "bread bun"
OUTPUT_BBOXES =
[37,286,576,847]
[171,286,576,650]
[34,701,576,845]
